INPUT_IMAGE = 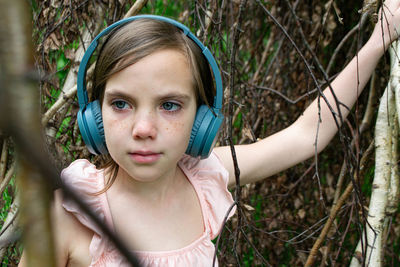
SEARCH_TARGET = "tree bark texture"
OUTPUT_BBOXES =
[350,40,400,267]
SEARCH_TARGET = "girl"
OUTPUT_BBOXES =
[20,0,400,266]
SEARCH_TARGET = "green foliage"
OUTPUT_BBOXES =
[0,178,18,265]
[233,112,243,129]
[388,216,400,266]
[140,0,184,17]
[362,165,374,196]
[42,50,70,109]
[0,179,15,227]
[1,245,22,266]
[242,248,254,266]
[250,194,264,226]
[281,242,295,265]
[29,0,37,10]
[55,51,70,86]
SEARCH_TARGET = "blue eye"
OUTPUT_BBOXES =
[162,102,180,112]
[112,100,129,110]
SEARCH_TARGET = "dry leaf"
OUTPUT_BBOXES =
[298,209,306,219]
[243,204,255,211]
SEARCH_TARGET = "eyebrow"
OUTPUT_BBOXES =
[158,93,192,102]
[104,90,135,103]
[104,89,192,103]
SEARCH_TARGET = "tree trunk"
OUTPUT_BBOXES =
[350,40,400,267]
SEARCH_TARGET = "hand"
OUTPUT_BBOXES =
[370,0,400,48]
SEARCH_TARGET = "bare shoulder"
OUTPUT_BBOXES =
[19,190,93,267]
[51,189,93,267]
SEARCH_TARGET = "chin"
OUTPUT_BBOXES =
[119,162,171,181]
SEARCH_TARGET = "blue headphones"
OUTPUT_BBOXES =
[77,15,224,159]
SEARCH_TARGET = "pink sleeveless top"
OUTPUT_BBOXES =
[61,152,235,266]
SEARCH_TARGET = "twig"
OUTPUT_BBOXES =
[41,7,105,127]
[326,13,370,75]
[229,0,247,261]
[42,0,150,129]
[0,160,16,197]
[213,201,238,265]
[0,137,8,180]
[123,0,149,18]
[253,85,318,104]
[0,199,19,247]
[305,140,375,267]
[321,71,377,265]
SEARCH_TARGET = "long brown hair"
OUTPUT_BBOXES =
[92,18,215,194]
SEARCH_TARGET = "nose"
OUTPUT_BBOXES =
[132,111,157,140]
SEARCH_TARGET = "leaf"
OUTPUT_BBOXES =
[243,203,255,211]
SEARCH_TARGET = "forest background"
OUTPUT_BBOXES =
[0,0,399,266]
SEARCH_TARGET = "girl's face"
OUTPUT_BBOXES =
[102,49,197,182]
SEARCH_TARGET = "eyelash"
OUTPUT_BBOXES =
[111,100,130,110]
[110,100,182,113]
[161,101,181,113]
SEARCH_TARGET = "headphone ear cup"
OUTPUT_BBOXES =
[186,105,208,157]
[77,100,108,155]
[186,105,223,158]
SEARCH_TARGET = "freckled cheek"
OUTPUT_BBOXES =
[164,121,192,136]
[103,117,131,137]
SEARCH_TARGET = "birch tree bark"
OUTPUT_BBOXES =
[350,40,400,267]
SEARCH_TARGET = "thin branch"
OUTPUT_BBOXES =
[305,140,375,267]
[123,0,149,18]
[0,160,16,197]
[0,137,8,180]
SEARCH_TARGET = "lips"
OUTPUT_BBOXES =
[129,151,161,164]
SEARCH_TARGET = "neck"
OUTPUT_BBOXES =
[108,164,184,203]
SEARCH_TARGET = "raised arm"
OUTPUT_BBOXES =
[214,0,400,187]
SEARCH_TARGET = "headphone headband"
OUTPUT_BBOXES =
[77,14,223,111]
